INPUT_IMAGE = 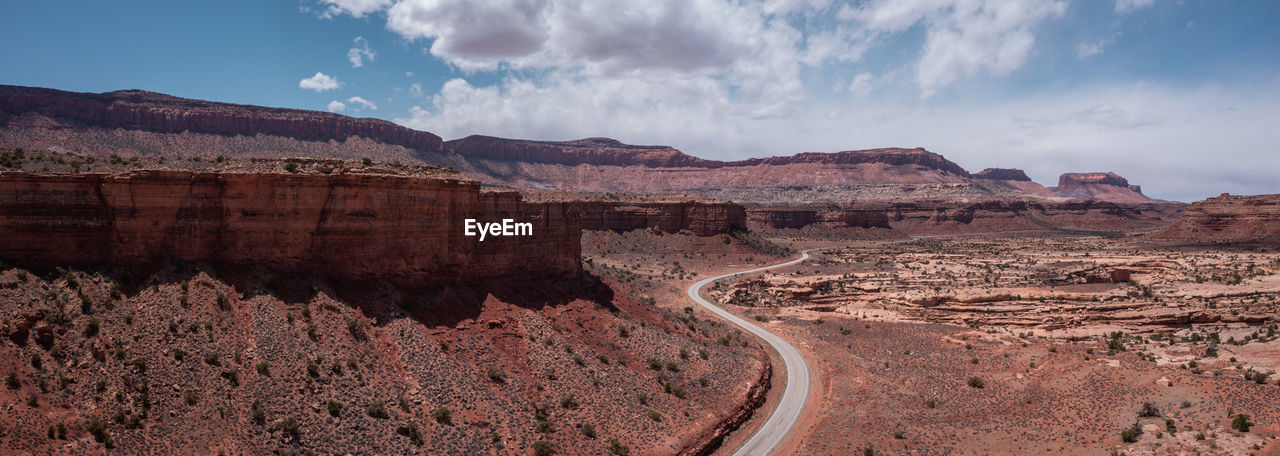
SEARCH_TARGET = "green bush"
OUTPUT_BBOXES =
[559,393,578,409]
[1232,413,1253,432]
[1121,424,1142,442]
[327,400,342,417]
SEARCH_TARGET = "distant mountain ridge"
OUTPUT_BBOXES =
[0,84,1160,204]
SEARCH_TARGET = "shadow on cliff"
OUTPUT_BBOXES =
[12,258,616,331]
[307,270,618,329]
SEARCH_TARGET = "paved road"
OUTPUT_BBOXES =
[686,248,820,456]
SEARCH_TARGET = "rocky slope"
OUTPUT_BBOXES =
[1156,193,1280,245]
[0,166,580,286]
[1050,172,1152,204]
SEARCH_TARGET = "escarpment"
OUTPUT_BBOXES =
[1156,193,1280,245]
[0,85,444,152]
[0,170,579,285]
[566,200,746,236]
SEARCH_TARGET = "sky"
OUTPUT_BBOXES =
[2,0,1279,202]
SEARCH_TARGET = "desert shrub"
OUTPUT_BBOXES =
[647,410,662,422]
[487,366,506,383]
[216,292,230,311]
[1138,402,1161,418]
[609,439,631,456]
[221,370,239,387]
[925,398,936,408]
[5,371,18,389]
[172,348,186,361]
[432,407,452,425]
[1232,414,1253,432]
[327,400,342,417]
[251,400,266,424]
[255,362,270,376]
[87,418,112,447]
[1165,418,1177,433]
[532,441,553,456]
[204,352,221,366]
[367,401,389,419]
[647,358,662,370]
[281,417,300,439]
[184,391,198,405]
[636,392,648,405]
[1121,424,1142,442]
[397,422,423,444]
[346,318,367,341]
[581,423,597,438]
[966,377,984,388]
[559,393,578,409]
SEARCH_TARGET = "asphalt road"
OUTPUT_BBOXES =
[686,248,819,456]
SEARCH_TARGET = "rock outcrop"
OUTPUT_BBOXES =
[0,170,579,285]
[1050,172,1152,204]
[973,168,1032,181]
[747,208,818,229]
[0,85,444,152]
[568,200,746,236]
[1156,193,1280,245]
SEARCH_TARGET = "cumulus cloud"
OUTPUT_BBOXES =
[838,0,1068,96]
[346,96,378,110]
[409,82,424,98]
[299,72,341,91]
[847,73,876,96]
[1115,0,1155,14]
[327,100,347,112]
[347,36,375,67]
[318,0,390,18]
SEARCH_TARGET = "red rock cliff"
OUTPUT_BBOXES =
[567,201,746,236]
[1156,193,1280,245]
[0,85,444,152]
[0,170,579,285]
[974,168,1032,181]
[1050,172,1151,203]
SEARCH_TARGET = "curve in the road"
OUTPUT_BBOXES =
[687,248,821,456]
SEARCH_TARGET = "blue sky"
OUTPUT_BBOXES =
[2,0,1279,201]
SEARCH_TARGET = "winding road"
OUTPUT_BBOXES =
[687,248,820,456]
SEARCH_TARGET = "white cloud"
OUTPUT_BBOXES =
[847,73,876,96]
[347,36,375,67]
[327,100,347,112]
[318,0,390,18]
[840,0,1068,97]
[299,72,341,91]
[1076,34,1117,59]
[409,82,424,98]
[346,96,378,110]
[1115,0,1155,14]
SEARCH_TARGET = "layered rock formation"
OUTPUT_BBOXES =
[747,208,890,230]
[0,85,443,152]
[0,170,580,285]
[973,168,1032,181]
[1156,193,1280,245]
[1050,172,1151,204]
[568,200,746,236]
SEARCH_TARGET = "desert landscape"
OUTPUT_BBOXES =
[0,84,1278,455]
[2,2,1279,454]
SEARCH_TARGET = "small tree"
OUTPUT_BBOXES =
[1138,402,1161,417]
[367,401,388,419]
[281,417,300,440]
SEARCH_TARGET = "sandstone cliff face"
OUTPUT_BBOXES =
[1156,193,1280,245]
[0,170,579,285]
[1050,172,1152,204]
[747,209,817,229]
[0,85,443,152]
[568,201,745,236]
[973,168,1031,181]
